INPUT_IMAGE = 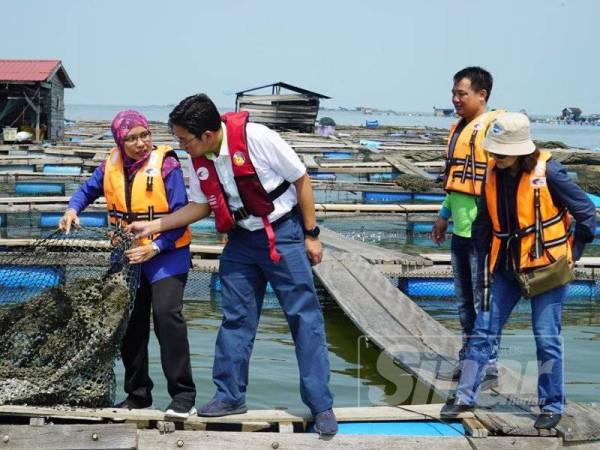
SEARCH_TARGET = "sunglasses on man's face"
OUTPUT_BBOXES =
[489,152,508,160]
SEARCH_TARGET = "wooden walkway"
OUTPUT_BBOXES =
[0,403,591,449]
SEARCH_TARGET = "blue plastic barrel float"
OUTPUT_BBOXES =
[365,120,379,129]
[323,151,353,159]
[400,278,596,299]
[411,222,454,234]
[308,171,336,181]
[190,218,216,232]
[368,173,396,182]
[39,212,108,228]
[359,139,381,149]
[413,193,446,202]
[15,182,65,196]
[42,165,82,175]
[0,165,34,173]
[364,192,412,204]
[309,420,465,436]
[0,265,63,290]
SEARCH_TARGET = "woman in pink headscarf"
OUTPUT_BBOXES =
[59,110,196,418]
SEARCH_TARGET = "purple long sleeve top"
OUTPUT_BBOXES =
[68,155,191,284]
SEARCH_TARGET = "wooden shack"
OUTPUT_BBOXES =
[235,82,330,133]
[0,60,75,142]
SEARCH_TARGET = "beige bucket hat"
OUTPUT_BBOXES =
[483,112,536,156]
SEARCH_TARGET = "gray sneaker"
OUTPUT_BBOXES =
[314,409,338,436]
[198,398,248,417]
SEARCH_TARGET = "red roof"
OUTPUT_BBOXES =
[0,60,73,86]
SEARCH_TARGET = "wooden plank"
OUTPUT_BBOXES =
[475,406,558,438]
[385,155,437,180]
[420,253,600,269]
[462,417,489,438]
[313,254,457,401]
[319,226,430,266]
[0,239,224,255]
[556,402,600,442]
[301,154,319,169]
[0,423,137,449]
[314,204,440,213]
[238,94,310,103]
[0,404,471,425]
[137,431,566,450]
[320,162,390,168]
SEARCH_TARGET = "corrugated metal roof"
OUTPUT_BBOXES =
[235,81,330,99]
[0,60,69,84]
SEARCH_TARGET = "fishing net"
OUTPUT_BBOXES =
[0,227,140,407]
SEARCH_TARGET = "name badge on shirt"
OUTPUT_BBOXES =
[531,176,547,188]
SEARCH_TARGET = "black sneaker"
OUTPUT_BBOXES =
[534,412,561,429]
[165,399,197,419]
[480,373,499,391]
[440,402,474,417]
[114,396,152,409]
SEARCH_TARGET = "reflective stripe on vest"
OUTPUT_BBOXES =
[190,111,288,262]
[103,145,192,248]
[485,150,572,273]
[444,110,504,196]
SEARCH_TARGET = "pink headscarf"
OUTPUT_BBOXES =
[108,109,180,179]
[111,110,150,152]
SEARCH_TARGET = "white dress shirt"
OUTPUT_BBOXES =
[189,122,306,231]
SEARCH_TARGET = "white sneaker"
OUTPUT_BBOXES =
[164,400,197,419]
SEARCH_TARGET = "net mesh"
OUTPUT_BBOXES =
[0,228,140,407]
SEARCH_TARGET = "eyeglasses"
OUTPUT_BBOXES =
[489,152,508,160]
[123,130,151,144]
[174,134,198,147]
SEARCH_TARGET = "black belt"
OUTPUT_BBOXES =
[233,205,299,233]
[232,180,291,222]
[271,205,299,227]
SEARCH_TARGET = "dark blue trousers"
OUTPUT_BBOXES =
[212,212,334,415]
[451,234,498,372]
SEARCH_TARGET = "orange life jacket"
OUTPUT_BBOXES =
[103,145,192,247]
[444,110,504,196]
[485,150,572,273]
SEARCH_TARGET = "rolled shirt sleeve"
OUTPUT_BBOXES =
[439,194,451,219]
[188,162,207,204]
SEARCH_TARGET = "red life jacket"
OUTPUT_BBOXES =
[191,111,290,262]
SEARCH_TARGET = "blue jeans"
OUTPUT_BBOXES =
[451,235,497,370]
[212,212,334,415]
[455,269,566,413]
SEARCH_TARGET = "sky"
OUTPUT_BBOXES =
[1,0,597,115]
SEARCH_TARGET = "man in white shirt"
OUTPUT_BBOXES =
[126,94,336,435]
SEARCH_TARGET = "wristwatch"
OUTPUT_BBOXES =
[151,241,160,254]
[303,225,320,238]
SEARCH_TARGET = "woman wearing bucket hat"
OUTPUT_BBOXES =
[441,112,596,429]
[59,110,196,418]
